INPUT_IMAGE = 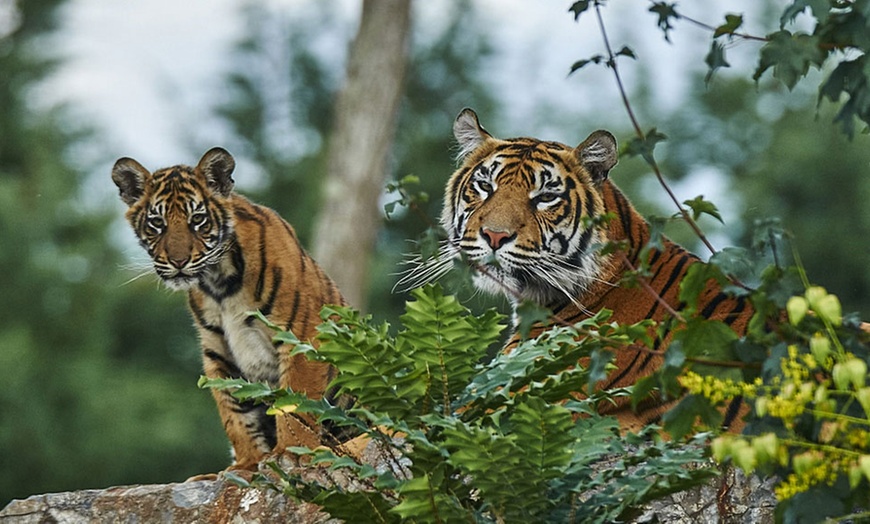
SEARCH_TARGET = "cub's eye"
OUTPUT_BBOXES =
[190,211,209,229]
[146,215,165,232]
[474,180,494,197]
[533,193,561,207]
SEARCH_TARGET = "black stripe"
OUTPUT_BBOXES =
[643,254,692,318]
[199,242,245,301]
[204,349,241,378]
[248,267,283,327]
[285,289,302,330]
[188,296,224,335]
[605,351,643,389]
[722,396,743,429]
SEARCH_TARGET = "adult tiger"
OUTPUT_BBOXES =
[112,147,346,477]
[423,108,752,432]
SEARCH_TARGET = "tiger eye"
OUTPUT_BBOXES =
[146,215,165,231]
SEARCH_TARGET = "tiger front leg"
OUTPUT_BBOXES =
[191,338,274,480]
[270,351,333,461]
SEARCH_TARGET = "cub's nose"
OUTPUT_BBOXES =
[481,227,515,250]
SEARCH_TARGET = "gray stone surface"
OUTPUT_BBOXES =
[2,436,776,524]
[0,478,336,524]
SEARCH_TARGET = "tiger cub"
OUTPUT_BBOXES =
[112,147,345,476]
[434,108,752,432]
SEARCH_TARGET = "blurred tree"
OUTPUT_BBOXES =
[312,0,412,310]
[0,0,227,506]
[213,2,342,239]
[214,0,500,326]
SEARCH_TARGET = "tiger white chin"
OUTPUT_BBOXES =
[156,270,200,291]
[470,263,596,309]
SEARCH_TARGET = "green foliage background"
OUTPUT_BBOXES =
[3,0,870,514]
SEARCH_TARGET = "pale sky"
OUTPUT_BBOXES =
[43,1,772,163]
[39,0,780,240]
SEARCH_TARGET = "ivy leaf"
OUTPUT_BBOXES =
[682,195,723,224]
[753,30,825,90]
[616,46,636,60]
[569,0,595,20]
[705,41,730,84]
[819,56,870,139]
[780,0,831,27]
[569,54,605,75]
[515,300,552,339]
[648,2,680,43]
[662,394,722,440]
[623,128,667,165]
[713,13,744,38]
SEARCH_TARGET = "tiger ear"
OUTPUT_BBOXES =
[111,157,150,206]
[576,130,618,184]
[197,147,235,197]
[453,108,493,160]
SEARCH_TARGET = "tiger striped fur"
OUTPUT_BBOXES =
[424,109,752,432]
[112,147,346,476]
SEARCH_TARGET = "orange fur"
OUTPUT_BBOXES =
[440,109,752,432]
[112,148,346,476]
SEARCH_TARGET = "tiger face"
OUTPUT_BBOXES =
[441,109,618,307]
[111,148,236,291]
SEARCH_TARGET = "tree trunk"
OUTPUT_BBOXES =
[312,0,412,310]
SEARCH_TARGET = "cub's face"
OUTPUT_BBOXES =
[442,109,618,306]
[111,148,236,290]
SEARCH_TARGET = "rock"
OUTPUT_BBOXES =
[0,466,776,524]
[633,468,777,524]
[0,478,337,524]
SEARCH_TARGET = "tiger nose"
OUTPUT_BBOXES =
[481,228,515,250]
[168,254,190,269]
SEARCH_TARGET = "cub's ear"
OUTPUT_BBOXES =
[453,108,493,160]
[197,147,235,197]
[111,157,150,206]
[576,130,618,185]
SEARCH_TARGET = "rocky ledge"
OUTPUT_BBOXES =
[0,465,775,524]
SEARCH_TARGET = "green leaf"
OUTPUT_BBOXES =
[662,394,722,439]
[713,13,744,37]
[515,300,552,339]
[623,128,667,165]
[648,2,680,42]
[753,30,825,89]
[818,56,870,138]
[678,263,724,316]
[569,0,595,20]
[704,40,730,85]
[682,195,724,224]
[780,0,831,27]
[569,54,605,75]
[615,46,636,60]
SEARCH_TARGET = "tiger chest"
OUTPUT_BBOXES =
[194,289,281,387]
